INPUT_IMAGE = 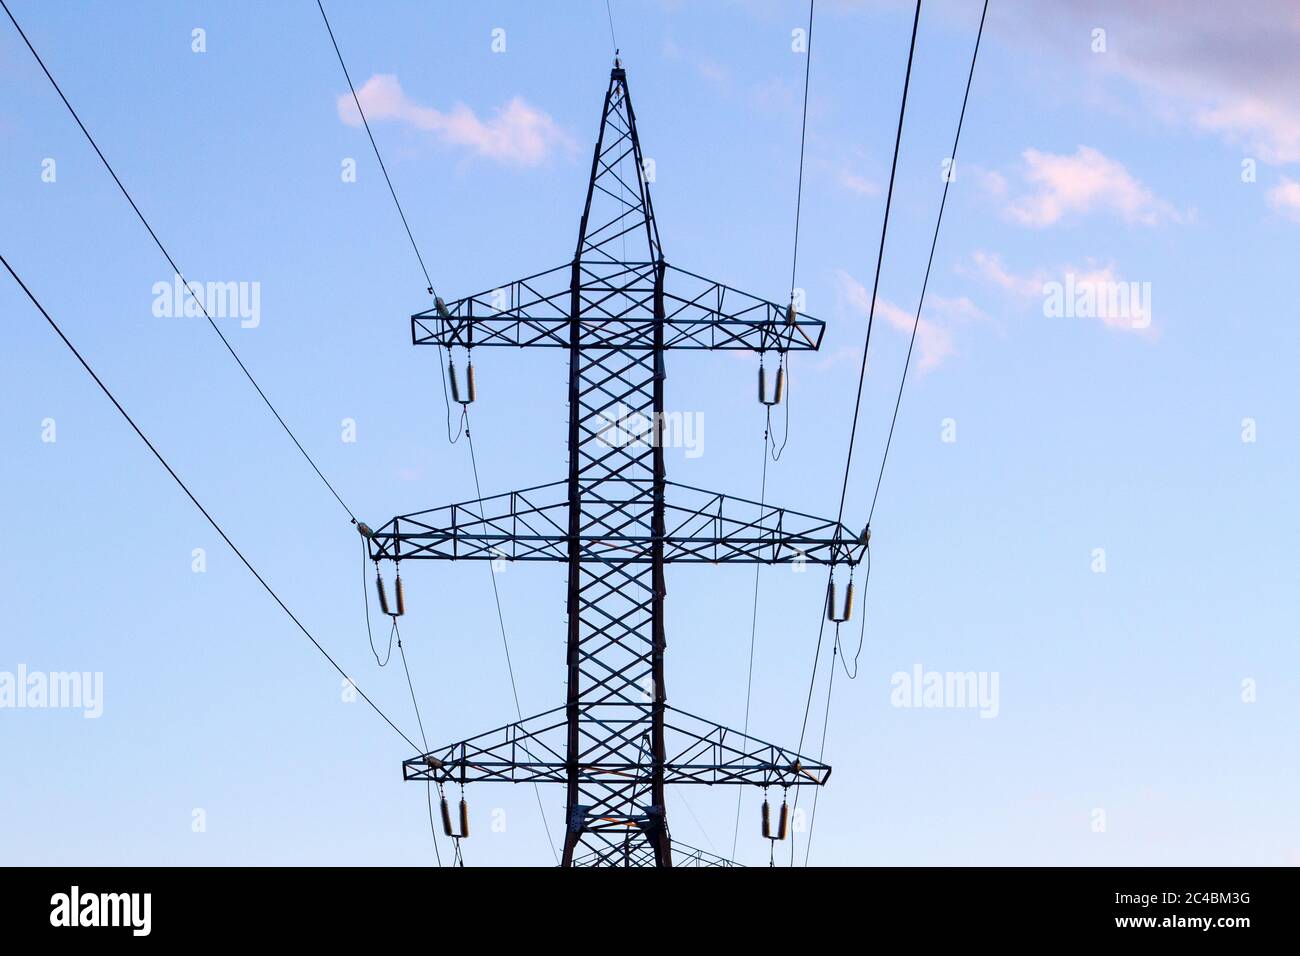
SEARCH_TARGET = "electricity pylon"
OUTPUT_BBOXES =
[368,61,865,867]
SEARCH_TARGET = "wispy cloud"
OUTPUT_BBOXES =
[1267,176,1300,221]
[965,251,1155,336]
[998,146,1182,227]
[336,74,573,167]
[999,2,1300,165]
[834,270,979,372]
[837,169,879,197]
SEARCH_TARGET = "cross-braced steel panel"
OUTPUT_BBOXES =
[371,63,848,867]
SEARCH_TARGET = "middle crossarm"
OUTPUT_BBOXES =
[367,480,866,566]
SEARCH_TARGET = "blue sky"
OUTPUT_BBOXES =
[2,0,1297,866]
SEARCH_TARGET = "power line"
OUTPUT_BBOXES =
[465,422,561,864]
[604,0,618,53]
[800,0,989,866]
[1,251,420,755]
[313,2,557,863]
[1,0,358,526]
[731,0,816,863]
[393,619,448,867]
[831,0,921,534]
[788,0,922,867]
[868,0,988,527]
[314,0,464,445]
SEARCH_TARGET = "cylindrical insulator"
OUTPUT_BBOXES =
[435,296,451,318]
[761,798,771,839]
[843,580,855,621]
[448,359,462,404]
[439,795,454,837]
[395,573,406,617]
[458,798,470,838]
[465,361,477,404]
[758,365,768,404]
[786,302,798,325]
[773,365,785,405]
[826,580,837,622]
[375,570,390,616]
[777,801,789,840]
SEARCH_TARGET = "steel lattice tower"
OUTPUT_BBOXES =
[369,62,864,867]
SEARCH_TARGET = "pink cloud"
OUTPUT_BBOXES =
[1267,176,1300,221]
[835,270,959,372]
[337,74,572,167]
[1003,146,1181,227]
[965,251,1155,336]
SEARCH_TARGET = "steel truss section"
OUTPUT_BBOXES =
[412,262,825,353]
[367,479,866,566]
[402,704,831,789]
[375,63,842,866]
[572,840,741,868]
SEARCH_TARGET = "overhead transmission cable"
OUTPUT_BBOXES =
[315,0,558,863]
[731,0,816,863]
[0,0,358,526]
[316,0,462,444]
[1,252,420,757]
[787,0,921,866]
[802,0,989,866]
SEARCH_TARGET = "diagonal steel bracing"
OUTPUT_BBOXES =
[372,62,857,867]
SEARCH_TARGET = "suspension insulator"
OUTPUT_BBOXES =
[828,578,854,623]
[435,296,451,319]
[759,364,784,407]
[459,798,470,838]
[465,360,477,404]
[375,569,390,616]
[777,800,789,840]
[448,358,462,404]
[439,794,454,837]
[761,798,771,839]
[394,572,406,617]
